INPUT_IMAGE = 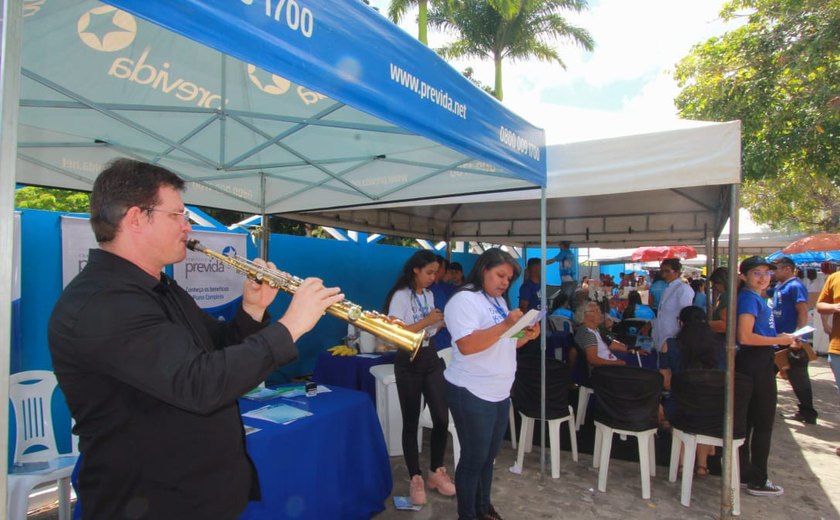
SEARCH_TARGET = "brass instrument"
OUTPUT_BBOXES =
[186,239,423,360]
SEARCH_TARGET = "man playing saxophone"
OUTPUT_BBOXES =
[48,158,344,520]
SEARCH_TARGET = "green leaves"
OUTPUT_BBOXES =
[675,0,840,231]
[429,0,594,100]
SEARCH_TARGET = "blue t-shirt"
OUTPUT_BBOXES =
[693,292,707,310]
[630,304,656,320]
[551,307,574,320]
[649,280,668,310]
[768,278,808,334]
[518,278,541,310]
[737,288,776,344]
[553,249,576,282]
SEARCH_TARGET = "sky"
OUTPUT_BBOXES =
[368,0,741,143]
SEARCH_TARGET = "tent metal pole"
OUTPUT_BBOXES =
[721,183,740,519]
[539,188,547,480]
[260,173,268,260]
[0,0,24,511]
[706,234,713,316]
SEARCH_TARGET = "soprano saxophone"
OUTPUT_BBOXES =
[186,239,423,360]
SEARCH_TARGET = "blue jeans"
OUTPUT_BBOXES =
[446,381,509,520]
[829,354,840,397]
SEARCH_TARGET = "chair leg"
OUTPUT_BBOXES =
[7,481,30,520]
[59,477,72,520]
[596,425,614,492]
[733,439,744,516]
[638,432,653,499]
[567,407,578,462]
[648,433,656,478]
[576,387,591,431]
[679,435,698,507]
[515,415,531,472]
[521,413,535,453]
[509,405,518,450]
[548,418,561,478]
[669,430,683,482]
[593,423,603,469]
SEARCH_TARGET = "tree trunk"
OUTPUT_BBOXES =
[418,0,428,45]
[494,53,503,101]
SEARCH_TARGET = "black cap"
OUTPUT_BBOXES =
[448,262,463,272]
[772,256,796,268]
[739,255,776,275]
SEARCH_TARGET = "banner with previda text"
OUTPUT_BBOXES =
[172,230,247,319]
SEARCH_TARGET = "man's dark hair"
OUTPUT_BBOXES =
[526,258,540,268]
[89,158,185,243]
[660,258,682,273]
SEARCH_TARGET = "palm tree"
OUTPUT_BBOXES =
[429,0,594,101]
[389,0,436,45]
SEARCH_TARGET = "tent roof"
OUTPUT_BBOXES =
[284,121,741,247]
[16,1,545,212]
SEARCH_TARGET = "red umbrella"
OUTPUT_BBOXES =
[630,245,697,262]
[782,233,840,254]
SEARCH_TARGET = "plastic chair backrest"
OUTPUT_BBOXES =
[591,366,662,431]
[612,318,648,344]
[9,370,60,464]
[671,369,753,438]
[437,347,453,367]
[549,315,574,334]
[511,357,571,420]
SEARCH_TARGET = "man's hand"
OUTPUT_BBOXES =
[279,277,344,341]
[241,258,281,321]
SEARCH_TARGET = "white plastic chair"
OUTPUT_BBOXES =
[514,406,578,478]
[669,430,745,515]
[8,370,77,520]
[575,386,594,431]
[418,348,461,466]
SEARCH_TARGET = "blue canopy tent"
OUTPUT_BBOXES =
[0,0,547,508]
[767,250,840,265]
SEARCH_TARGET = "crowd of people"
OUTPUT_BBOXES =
[45,159,834,520]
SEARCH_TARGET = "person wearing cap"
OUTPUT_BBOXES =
[768,256,818,424]
[735,255,796,497]
[546,241,577,303]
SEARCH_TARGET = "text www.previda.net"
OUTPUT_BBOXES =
[390,63,468,119]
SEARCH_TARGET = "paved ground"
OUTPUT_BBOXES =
[374,357,840,520]
[32,358,840,519]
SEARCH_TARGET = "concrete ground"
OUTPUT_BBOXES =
[31,358,840,520]
[375,357,840,520]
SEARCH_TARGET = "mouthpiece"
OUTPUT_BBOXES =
[186,239,203,252]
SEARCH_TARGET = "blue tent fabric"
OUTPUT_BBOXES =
[767,250,840,264]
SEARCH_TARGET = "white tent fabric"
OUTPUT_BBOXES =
[285,121,741,247]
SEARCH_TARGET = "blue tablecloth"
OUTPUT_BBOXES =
[239,386,392,520]
[311,350,396,404]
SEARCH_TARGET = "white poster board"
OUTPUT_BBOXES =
[172,230,247,309]
[60,216,99,288]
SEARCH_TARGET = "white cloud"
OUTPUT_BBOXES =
[369,0,741,142]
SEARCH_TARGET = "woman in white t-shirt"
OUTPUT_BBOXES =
[444,248,539,520]
[384,250,454,505]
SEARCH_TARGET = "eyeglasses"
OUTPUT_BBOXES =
[748,270,773,277]
[143,207,190,223]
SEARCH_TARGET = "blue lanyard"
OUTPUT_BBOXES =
[413,290,429,318]
[483,292,508,319]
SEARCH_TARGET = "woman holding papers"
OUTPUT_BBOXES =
[735,256,796,498]
[384,250,454,506]
[444,248,538,520]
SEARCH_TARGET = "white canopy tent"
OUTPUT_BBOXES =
[285,121,741,248]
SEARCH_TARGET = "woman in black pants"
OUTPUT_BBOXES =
[735,256,795,497]
[385,250,455,505]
